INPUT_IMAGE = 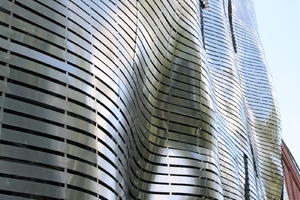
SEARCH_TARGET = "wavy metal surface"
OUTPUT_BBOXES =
[0,0,284,199]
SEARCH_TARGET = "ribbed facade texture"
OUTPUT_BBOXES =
[0,0,284,199]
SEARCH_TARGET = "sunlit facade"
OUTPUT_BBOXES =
[0,0,284,199]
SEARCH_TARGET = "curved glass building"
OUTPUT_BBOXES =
[0,0,284,199]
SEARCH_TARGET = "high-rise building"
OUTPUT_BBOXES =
[0,0,285,199]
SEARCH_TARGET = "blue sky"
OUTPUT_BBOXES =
[253,0,300,165]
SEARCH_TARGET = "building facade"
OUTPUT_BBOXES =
[0,0,284,199]
[282,141,300,200]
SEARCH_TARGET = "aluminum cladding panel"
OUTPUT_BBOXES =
[0,0,284,199]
